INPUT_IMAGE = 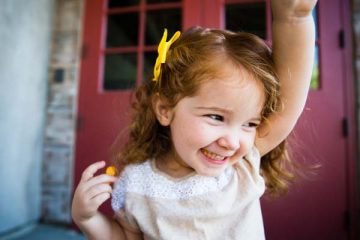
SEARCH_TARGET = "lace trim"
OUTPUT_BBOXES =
[112,161,234,211]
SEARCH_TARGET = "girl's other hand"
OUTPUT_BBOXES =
[271,0,318,20]
[71,161,117,225]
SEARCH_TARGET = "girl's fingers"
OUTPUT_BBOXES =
[80,161,106,183]
[81,174,118,190]
[92,192,111,207]
[86,183,113,200]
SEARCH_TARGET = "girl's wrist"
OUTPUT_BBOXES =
[272,13,314,26]
[72,211,95,227]
[74,214,101,233]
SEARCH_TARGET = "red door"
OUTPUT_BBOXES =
[258,1,357,239]
[75,0,357,239]
[75,0,185,214]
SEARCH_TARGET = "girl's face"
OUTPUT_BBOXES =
[157,67,265,177]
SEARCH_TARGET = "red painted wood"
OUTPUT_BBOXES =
[137,0,145,85]
[75,0,186,217]
[145,2,182,10]
[106,2,181,14]
[202,0,223,29]
[225,0,264,4]
[183,0,202,28]
[74,0,133,216]
[340,0,358,238]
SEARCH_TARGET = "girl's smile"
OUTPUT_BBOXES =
[155,65,265,178]
[200,148,231,167]
[201,148,229,162]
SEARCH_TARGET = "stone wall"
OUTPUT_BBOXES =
[41,0,83,223]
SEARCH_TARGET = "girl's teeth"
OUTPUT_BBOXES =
[202,149,225,161]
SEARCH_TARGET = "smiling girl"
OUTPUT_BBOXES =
[72,1,317,239]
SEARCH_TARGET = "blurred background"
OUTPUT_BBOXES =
[0,0,359,239]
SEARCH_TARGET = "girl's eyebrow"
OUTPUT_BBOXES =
[250,117,262,122]
[196,106,262,121]
[195,106,232,114]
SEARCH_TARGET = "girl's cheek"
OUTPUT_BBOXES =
[245,133,257,152]
[235,132,254,154]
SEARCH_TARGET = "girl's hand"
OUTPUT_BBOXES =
[71,161,117,225]
[271,0,318,20]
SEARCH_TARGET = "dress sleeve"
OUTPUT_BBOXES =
[111,174,126,212]
[245,146,261,170]
[237,146,265,195]
[111,167,142,233]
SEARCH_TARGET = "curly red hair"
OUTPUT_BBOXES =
[112,27,295,195]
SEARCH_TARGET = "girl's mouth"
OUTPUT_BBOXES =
[201,148,226,161]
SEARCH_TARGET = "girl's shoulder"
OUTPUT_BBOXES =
[244,146,261,169]
[120,159,153,179]
[234,146,265,196]
[111,160,152,212]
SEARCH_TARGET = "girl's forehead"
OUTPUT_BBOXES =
[199,71,263,97]
[200,63,262,91]
[193,68,265,111]
[199,57,251,81]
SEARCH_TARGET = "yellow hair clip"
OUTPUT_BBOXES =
[153,29,181,82]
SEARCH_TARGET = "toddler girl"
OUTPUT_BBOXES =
[72,0,317,239]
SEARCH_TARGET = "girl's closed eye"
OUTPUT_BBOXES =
[243,121,260,129]
[205,114,224,122]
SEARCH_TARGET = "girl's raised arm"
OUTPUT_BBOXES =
[256,0,317,156]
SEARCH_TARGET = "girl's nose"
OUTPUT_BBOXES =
[217,133,241,151]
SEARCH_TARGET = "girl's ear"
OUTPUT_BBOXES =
[152,94,173,126]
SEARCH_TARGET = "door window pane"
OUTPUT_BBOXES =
[311,44,320,90]
[104,54,137,90]
[225,3,266,39]
[145,9,182,45]
[104,1,182,91]
[144,52,157,81]
[311,7,320,90]
[146,0,180,3]
[313,7,319,39]
[108,0,140,8]
[106,13,139,47]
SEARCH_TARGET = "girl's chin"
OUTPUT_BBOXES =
[195,165,228,177]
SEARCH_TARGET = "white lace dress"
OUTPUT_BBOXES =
[111,147,266,240]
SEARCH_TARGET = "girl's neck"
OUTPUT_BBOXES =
[155,152,195,179]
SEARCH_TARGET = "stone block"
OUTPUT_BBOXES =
[43,146,72,185]
[42,185,72,223]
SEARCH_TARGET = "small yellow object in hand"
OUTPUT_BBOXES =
[153,28,181,81]
[106,166,117,176]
